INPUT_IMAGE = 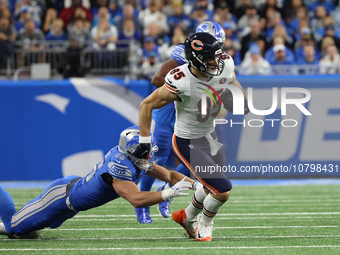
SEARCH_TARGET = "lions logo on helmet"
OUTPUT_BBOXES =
[184,32,225,77]
[118,126,158,171]
[196,21,226,48]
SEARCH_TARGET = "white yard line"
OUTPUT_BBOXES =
[1,235,340,242]
[68,216,340,221]
[75,212,340,218]
[1,245,340,251]
[41,226,340,231]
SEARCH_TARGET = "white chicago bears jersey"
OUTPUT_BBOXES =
[165,54,235,139]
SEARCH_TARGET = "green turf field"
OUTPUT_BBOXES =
[1,184,340,254]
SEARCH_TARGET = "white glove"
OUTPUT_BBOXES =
[161,177,192,201]
[192,181,204,191]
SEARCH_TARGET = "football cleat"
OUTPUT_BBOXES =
[0,222,39,239]
[156,184,171,218]
[134,207,152,224]
[172,209,198,238]
[194,221,213,241]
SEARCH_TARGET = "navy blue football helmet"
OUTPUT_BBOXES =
[184,32,225,77]
[118,126,158,171]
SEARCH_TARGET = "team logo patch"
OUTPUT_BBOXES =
[191,40,203,50]
[219,78,227,84]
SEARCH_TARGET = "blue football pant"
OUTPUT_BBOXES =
[0,175,79,235]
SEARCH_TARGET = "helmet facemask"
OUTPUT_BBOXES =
[118,126,159,172]
[191,50,225,77]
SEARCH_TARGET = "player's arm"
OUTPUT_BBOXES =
[222,72,250,114]
[146,164,194,186]
[112,175,194,208]
[139,85,178,137]
[151,59,179,88]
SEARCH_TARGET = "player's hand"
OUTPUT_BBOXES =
[192,181,204,191]
[131,143,151,159]
[161,177,192,200]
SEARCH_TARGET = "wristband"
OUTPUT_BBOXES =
[161,189,171,201]
[139,136,151,143]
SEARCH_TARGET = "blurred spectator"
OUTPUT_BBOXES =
[16,18,45,67]
[296,44,319,67]
[59,0,93,27]
[267,44,295,65]
[266,12,291,44]
[64,0,90,9]
[140,50,162,80]
[15,5,39,32]
[45,0,64,14]
[213,2,237,28]
[68,7,91,29]
[265,35,295,63]
[0,15,15,68]
[14,0,44,27]
[308,0,335,15]
[239,44,271,75]
[320,44,340,74]
[314,16,340,43]
[91,6,115,28]
[67,17,90,48]
[167,0,191,37]
[91,17,117,67]
[287,6,308,35]
[259,0,282,19]
[189,5,210,31]
[91,0,109,17]
[237,4,259,37]
[310,6,327,33]
[0,0,9,14]
[161,0,173,17]
[117,19,141,47]
[164,32,185,59]
[282,0,305,25]
[59,39,90,78]
[319,36,336,58]
[269,24,293,49]
[91,16,117,50]
[42,8,57,34]
[222,21,241,51]
[114,3,140,32]
[0,7,13,25]
[233,0,252,20]
[189,0,214,21]
[138,0,168,36]
[141,36,160,62]
[45,18,67,41]
[146,21,170,61]
[241,19,266,59]
[116,19,141,68]
[295,32,320,60]
[223,38,241,65]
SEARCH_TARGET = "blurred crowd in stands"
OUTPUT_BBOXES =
[0,0,340,76]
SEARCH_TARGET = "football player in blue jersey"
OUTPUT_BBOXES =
[0,126,202,239]
[136,21,226,224]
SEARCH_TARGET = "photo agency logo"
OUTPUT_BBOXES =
[197,83,312,128]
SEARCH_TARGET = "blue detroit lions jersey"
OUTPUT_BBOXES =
[68,146,142,211]
[152,44,187,128]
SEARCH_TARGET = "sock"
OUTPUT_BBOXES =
[0,185,16,233]
[140,173,156,192]
[185,186,207,220]
[201,194,225,225]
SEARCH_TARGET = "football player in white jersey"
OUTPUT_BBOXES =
[133,32,249,241]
